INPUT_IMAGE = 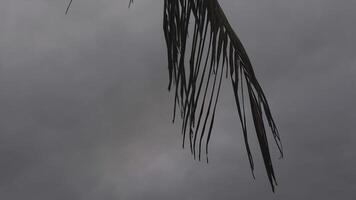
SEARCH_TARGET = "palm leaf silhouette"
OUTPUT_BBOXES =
[163,0,283,191]
[66,0,283,192]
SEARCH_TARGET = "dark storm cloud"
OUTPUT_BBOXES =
[1,0,355,199]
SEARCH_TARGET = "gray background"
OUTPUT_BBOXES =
[1,0,355,199]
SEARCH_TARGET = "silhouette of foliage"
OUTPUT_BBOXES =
[66,0,283,192]
[163,0,283,191]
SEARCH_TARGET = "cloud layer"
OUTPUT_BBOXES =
[1,0,355,199]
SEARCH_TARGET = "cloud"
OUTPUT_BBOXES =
[0,0,355,199]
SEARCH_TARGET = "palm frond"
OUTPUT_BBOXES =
[163,0,283,191]
[66,0,283,191]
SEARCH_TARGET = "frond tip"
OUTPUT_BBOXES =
[163,0,283,191]
[65,0,73,15]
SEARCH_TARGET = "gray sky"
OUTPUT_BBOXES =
[1,0,355,199]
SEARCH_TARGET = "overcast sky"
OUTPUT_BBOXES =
[1,0,355,199]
